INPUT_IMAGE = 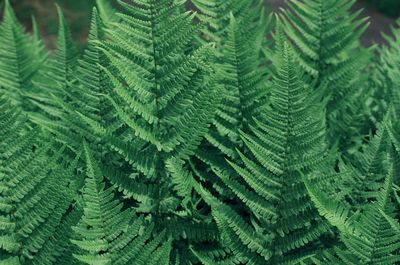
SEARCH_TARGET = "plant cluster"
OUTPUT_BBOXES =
[0,0,399,264]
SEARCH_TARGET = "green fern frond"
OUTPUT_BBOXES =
[203,12,267,157]
[280,0,368,81]
[194,41,331,264]
[28,4,79,121]
[192,0,264,46]
[345,115,391,204]
[30,207,83,265]
[40,4,78,94]
[78,1,221,214]
[305,162,400,265]
[193,183,271,264]
[373,20,400,120]
[0,0,47,108]
[192,8,268,213]
[388,120,400,187]
[30,8,115,160]
[72,142,171,265]
[0,97,76,264]
[280,0,372,153]
[96,0,119,25]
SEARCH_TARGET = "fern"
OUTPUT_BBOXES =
[0,0,46,108]
[189,8,271,261]
[304,159,400,264]
[76,1,223,262]
[191,0,274,73]
[28,4,79,123]
[280,0,368,86]
[193,11,268,197]
[80,0,220,209]
[280,0,371,152]
[29,8,115,161]
[347,115,391,203]
[190,2,269,208]
[71,142,171,265]
[95,0,119,24]
[0,97,77,264]
[372,20,400,120]
[30,207,82,265]
[206,13,266,155]
[192,0,264,46]
[0,1,399,264]
[193,41,331,264]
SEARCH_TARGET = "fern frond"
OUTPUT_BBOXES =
[192,8,268,215]
[305,162,400,264]
[280,0,371,152]
[72,142,171,265]
[30,8,115,161]
[77,1,221,227]
[202,12,267,158]
[371,20,400,120]
[28,4,79,122]
[0,0,47,108]
[347,115,391,204]
[192,0,264,47]
[31,207,83,265]
[0,97,76,264]
[96,0,119,25]
[281,0,368,81]
[194,41,331,264]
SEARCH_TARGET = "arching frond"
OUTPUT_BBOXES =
[0,97,76,264]
[280,0,371,152]
[305,162,400,265]
[0,0,47,108]
[80,0,221,205]
[29,8,115,161]
[71,142,172,265]
[194,41,331,264]
[281,0,368,83]
[28,4,79,122]
[198,13,267,161]
[343,115,391,204]
[191,0,265,47]
[96,0,119,25]
[192,6,269,213]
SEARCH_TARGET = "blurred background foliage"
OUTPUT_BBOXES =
[1,0,95,49]
[366,0,400,17]
[0,0,399,49]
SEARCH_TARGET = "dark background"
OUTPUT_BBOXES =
[0,0,399,48]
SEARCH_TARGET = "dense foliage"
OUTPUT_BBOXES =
[0,0,399,264]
